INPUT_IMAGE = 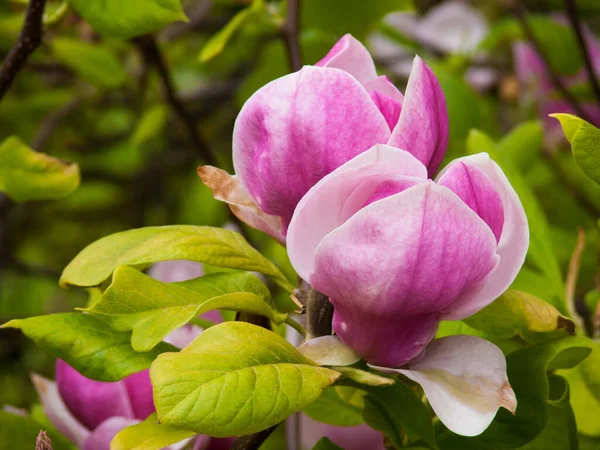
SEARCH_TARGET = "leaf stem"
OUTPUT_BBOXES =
[565,229,586,331]
[281,0,302,72]
[285,315,306,337]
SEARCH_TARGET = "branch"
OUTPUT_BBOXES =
[281,0,302,72]
[132,35,218,166]
[515,4,593,123]
[305,288,334,339]
[0,0,48,100]
[562,0,600,109]
[232,425,278,450]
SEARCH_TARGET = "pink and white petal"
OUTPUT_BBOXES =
[363,75,404,103]
[369,90,402,130]
[436,161,504,242]
[388,56,449,176]
[198,166,285,244]
[287,144,427,281]
[55,360,134,431]
[297,335,360,366]
[233,66,391,227]
[82,417,139,450]
[123,370,154,421]
[437,154,529,320]
[371,335,516,437]
[512,42,553,94]
[315,34,378,84]
[164,324,204,349]
[311,183,498,367]
[300,415,386,450]
[31,373,90,448]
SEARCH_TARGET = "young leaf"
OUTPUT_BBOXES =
[85,266,286,352]
[130,104,168,146]
[497,121,543,173]
[303,386,365,427]
[1,313,173,381]
[312,437,344,450]
[0,136,79,202]
[0,410,72,450]
[60,225,293,292]
[332,366,395,387]
[464,289,575,343]
[67,0,188,38]
[551,113,600,186]
[111,413,196,450]
[151,322,341,436]
[51,38,127,89]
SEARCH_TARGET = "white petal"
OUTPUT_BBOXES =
[370,335,516,437]
[297,335,361,366]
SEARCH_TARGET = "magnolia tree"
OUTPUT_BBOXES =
[1,1,600,450]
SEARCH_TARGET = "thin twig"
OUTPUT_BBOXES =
[281,0,302,72]
[563,0,600,108]
[565,229,586,331]
[515,4,593,123]
[0,0,48,100]
[232,425,278,450]
[132,35,218,166]
[285,315,306,337]
[31,99,81,151]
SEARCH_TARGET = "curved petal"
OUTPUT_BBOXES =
[287,144,427,282]
[148,260,204,283]
[197,166,285,243]
[388,56,449,176]
[363,75,404,103]
[297,335,360,366]
[436,161,504,242]
[370,90,402,130]
[31,373,90,448]
[123,370,154,421]
[371,335,516,437]
[315,34,378,84]
[233,66,391,227]
[437,154,529,320]
[310,182,498,366]
[82,417,139,450]
[55,360,134,431]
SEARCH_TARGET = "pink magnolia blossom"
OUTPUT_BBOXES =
[289,144,528,436]
[199,34,448,244]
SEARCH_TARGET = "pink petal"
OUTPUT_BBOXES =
[512,42,552,94]
[437,161,504,242]
[363,75,404,103]
[437,154,529,320]
[163,324,204,349]
[370,90,402,130]
[287,144,427,282]
[148,260,204,283]
[123,370,154,421]
[233,66,391,229]
[31,373,90,447]
[310,182,498,366]
[55,360,134,431]
[388,56,449,176]
[315,34,378,84]
[82,417,139,450]
[197,166,285,243]
[371,335,516,437]
[300,415,386,450]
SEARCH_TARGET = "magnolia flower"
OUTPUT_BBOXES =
[290,144,528,436]
[199,34,448,243]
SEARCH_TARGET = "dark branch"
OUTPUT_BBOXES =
[515,4,593,123]
[132,35,218,166]
[306,288,334,339]
[31,99,81,151]
[0,0,48,101]
[562,0,600,109]
[232,425,278,450]
[281,0,302,72]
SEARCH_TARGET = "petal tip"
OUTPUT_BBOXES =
[500,381,517,415]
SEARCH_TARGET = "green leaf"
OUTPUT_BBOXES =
[333,366,395,387]
[303,386,365,427]
[1,313,174,381]
[199,2,270,63]
[85,265,286,352]
[0,410,72,450]
[151,322,340,436]
[552,113,600,186]
[312,437,344,450]
[60,225,293,292]
[464,290,575,343]
[51,38,127,88]
[497,121,543,173]
[0,136,79,202]
[438,336,594,449]
[111,413,196,450]
[130,104,168,146]
[67,0,187,38]
[352,380,437,450]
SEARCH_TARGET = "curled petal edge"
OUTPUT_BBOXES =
[297,335,361,366]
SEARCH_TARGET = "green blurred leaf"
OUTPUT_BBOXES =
[1,313,174,381]
[0,410,72,450]
[303,386,365,427]
[111,413,196,450]
[497,121,543,173]
[67,0,187,38]
[552,113,600,186]
[85,266,286,352]
[0,136,79,202]
[312,437,344,450]
[60,225,293,292]
[464,290,574,343]
[151,322,340,436]
[130,104,168,146]
[51,38,127,88]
